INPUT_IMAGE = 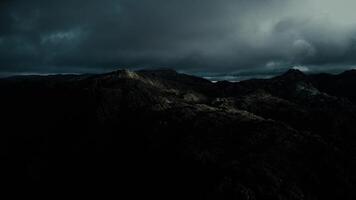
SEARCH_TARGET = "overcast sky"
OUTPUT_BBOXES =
[1,0,356,77]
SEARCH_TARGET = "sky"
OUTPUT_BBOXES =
[1,0,356,78]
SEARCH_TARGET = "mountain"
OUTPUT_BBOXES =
[310,69,356,103]
[1,69,356,199]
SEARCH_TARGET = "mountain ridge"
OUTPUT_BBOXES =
[1,68,356,199]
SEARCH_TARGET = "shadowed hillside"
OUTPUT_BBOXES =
[1,69,356,199]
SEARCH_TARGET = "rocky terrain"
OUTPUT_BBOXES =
[1,68,356,199]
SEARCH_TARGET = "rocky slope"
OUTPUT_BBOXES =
[1,69,356,199]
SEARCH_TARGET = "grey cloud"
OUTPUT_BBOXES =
[1,0,356,75]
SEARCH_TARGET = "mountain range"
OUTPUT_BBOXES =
[1,68,356,199]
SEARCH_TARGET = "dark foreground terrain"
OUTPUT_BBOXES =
[1,68,356,199]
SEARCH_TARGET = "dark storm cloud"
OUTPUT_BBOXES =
[1,0,356,75]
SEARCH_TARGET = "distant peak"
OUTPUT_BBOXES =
[272,69,307,83]
[340,69,356,76]
[109,69,140,79]
[138,68,178,76]
[281,69,306,78]
[141,68,177,72]
[285,68,304,74]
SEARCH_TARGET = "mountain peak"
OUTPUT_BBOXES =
[138,68,178,76]
[339,69,356,77]
[284,68,305,75]
[107,69,141,80]
[278,69,307,81]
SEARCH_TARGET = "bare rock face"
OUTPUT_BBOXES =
[1,69,356,199]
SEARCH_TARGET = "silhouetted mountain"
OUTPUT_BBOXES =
[1,69,356,199]
[310,69,356,103]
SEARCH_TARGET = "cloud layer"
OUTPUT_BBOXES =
[1,0,356,75]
